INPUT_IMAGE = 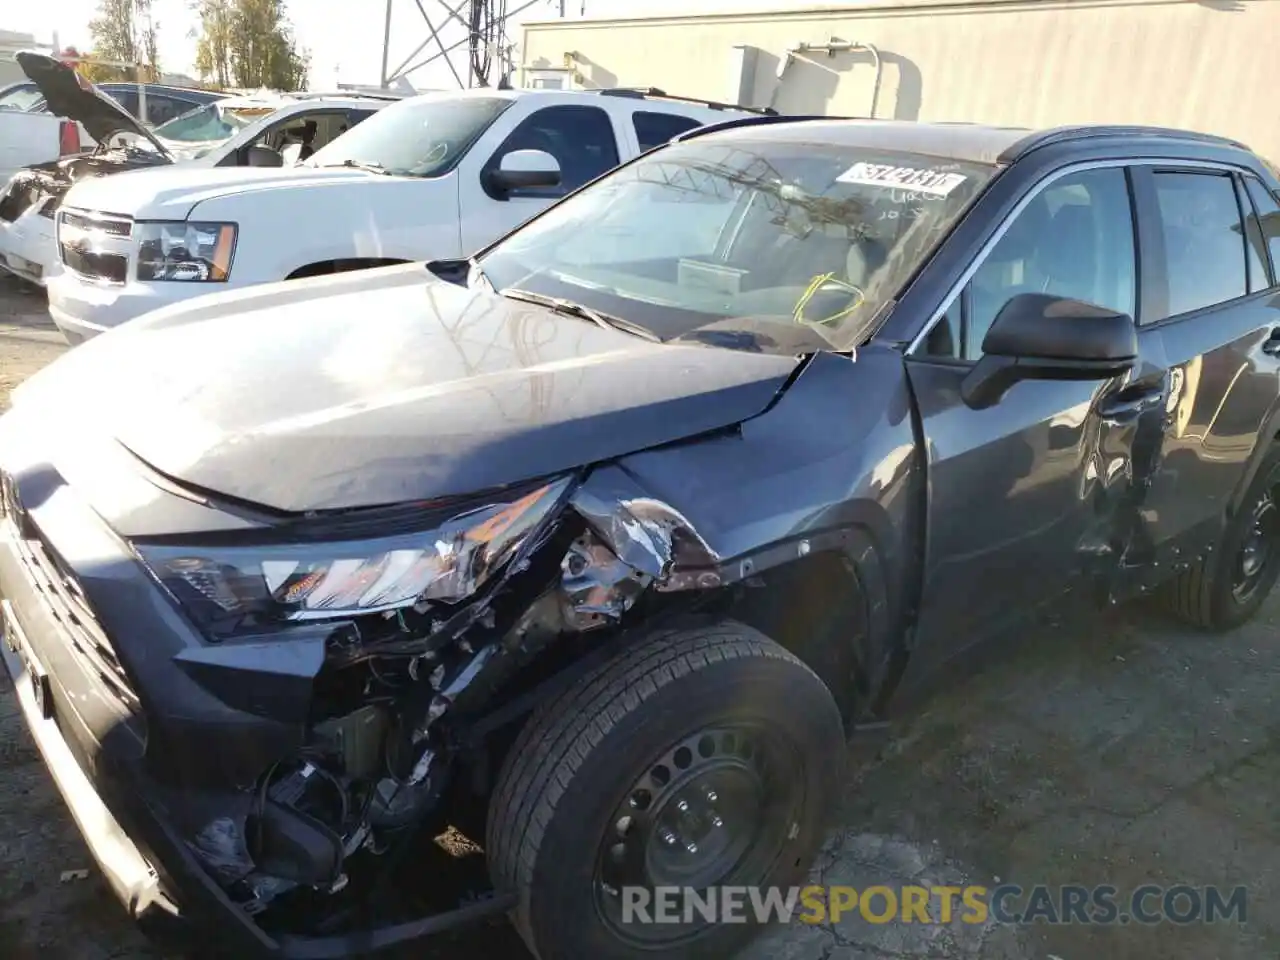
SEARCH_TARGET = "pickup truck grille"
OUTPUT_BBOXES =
[0,478,139,711]
[58,210,134,285]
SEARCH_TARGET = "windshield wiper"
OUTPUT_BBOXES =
[501,288,661,342]
[323,159,390,174]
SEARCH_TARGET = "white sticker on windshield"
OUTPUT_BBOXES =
[836,162,968,197]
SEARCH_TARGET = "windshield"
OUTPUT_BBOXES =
[306,95,511,177]
[475,137,995,346]
[0,84,41,112]
[154,102,276,143]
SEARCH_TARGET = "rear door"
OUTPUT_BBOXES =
[458,102,623,252]
[1126,164,1280,586]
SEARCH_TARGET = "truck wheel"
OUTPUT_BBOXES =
[1165,446,1280,630]
[486,620,845,960]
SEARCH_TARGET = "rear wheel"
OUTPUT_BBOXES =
[1165,446,1280,629]
[486,620,845,960]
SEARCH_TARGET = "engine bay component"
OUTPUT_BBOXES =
[248,763,347,888]
[313,705,390,781]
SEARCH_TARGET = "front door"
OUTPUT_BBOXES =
[903,164,1169,671]
[459,103,623,253]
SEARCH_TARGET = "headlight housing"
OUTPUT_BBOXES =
[136,220,237,282]
[136,479,569,635]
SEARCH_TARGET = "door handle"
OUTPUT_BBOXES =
[1098,382,1164,420]
[1262,327,1280,356]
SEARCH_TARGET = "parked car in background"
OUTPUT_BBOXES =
[0,53,227,185]
[0,56,387,286]
[151,92,392,165]
[0,80,41,112]
[29,80,227,128]
[45,86,770,342]
[6,117,1280,960]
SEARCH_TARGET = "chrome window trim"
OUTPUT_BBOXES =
[904,156,1252,358]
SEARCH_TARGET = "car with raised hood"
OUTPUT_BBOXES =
[0,52,389,286]
[5,115,1280,960]
[43,86,768,344]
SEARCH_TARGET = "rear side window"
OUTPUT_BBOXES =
[632,111,702,152]
[1243,175,1280,286]
[104,87,140,118]
[1152,171,1248,316]
[147,94,198,126]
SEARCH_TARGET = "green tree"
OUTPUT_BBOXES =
[86,0,160,81]
[193,0,309,91]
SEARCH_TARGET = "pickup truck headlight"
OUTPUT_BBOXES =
[135,478,569,634]
[136,221,237,282]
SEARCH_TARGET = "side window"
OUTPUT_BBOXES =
[632,111,702,152]
[935,167,1137,360]
[105,87,140,119]
[1243,175,1280,287]
[147,95,197,126]
[485,105,620,199]
[1152,171,1248,317]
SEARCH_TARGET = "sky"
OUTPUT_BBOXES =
[7,0,776,90]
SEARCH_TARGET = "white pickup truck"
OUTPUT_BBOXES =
[46,87,771,344]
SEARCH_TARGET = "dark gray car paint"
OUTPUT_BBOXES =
[17,265,799,514]
[4,120,1280,959]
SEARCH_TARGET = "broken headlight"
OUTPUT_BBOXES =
[136,220,237,282]
[136,479,569,633]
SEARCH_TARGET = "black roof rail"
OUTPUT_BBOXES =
[672,113,851,143]
[1001,124,1251,162]
[593,87,777,116]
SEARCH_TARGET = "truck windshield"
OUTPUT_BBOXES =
[155,102,276,143]
[475,137,996,346]
[306,95,512,178]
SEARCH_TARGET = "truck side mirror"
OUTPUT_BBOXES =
[487,149,561,196]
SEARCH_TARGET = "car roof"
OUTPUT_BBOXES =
[690,118,1251,166]
[399,86,762,119]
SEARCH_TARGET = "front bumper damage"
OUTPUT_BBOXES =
[0,450,735,957]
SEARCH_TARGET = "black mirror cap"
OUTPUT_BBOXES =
[487,167,561,194]
[982,292,1137,364]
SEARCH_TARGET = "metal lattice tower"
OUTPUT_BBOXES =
[378,0,568,90]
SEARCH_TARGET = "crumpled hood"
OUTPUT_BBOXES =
[61,162,381,219]
[17,264,800,513]
[16,50,171,158]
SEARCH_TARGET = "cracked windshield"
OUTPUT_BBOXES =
[477,138,993,343]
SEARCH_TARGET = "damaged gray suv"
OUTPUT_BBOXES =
[6,114,1280,960]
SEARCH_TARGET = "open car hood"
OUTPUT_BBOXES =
[16,50,173,160]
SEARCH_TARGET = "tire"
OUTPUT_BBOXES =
[486,620,845,960]
[1164,445,1280,630]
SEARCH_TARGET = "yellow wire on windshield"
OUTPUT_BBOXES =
[792,273,865,326]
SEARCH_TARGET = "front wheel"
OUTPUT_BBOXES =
[486,620,845,960]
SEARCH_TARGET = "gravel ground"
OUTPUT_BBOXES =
[0,274,1273,960]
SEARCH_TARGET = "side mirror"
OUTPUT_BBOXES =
[960,292,1138,409]
[246,144,284,168]
[487,149,561,196]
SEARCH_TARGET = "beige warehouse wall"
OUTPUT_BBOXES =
[521,0,1280,160]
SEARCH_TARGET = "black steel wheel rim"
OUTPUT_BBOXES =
[1233,489,1279,604]
[592,723,806,946]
